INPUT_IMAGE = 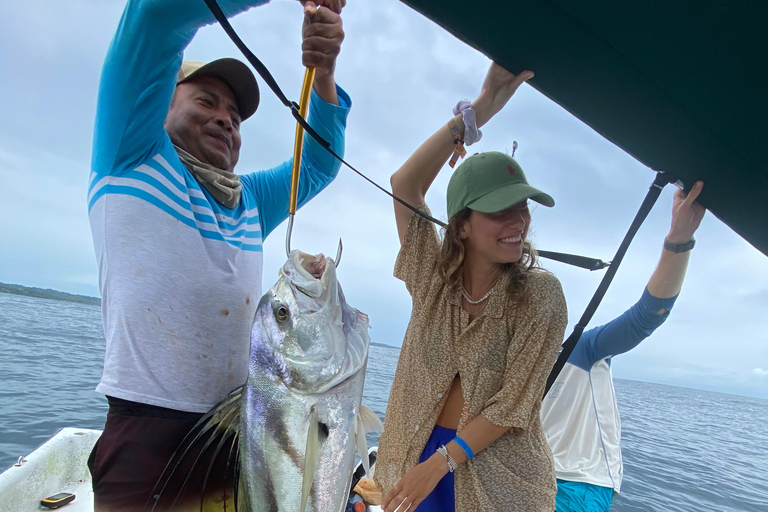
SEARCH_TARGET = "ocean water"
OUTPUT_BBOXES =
[1,293,766,510]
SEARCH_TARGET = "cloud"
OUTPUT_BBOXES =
[2,0,768,398]
[614,353,768,400]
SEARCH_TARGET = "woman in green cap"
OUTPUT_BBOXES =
[375,63,568,512]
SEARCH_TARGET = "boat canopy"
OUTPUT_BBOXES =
[401,0,768,256]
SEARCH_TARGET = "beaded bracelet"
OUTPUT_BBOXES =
[452,436,474,460]
[447,118,466,168]
[437,445,458,472]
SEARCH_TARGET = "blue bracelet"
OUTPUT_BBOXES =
[452,435,474,460]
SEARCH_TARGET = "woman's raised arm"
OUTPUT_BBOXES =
[390,64,534,242]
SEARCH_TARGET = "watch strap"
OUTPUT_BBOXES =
[664,237,695,253]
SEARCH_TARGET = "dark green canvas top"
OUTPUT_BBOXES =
[401,0,768,256]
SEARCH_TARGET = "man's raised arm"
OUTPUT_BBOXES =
[578,181,707,365]
[92,0,270,175]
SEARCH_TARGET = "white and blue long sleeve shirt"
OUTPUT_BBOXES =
[88,0,351,413]
[540,289,677,493]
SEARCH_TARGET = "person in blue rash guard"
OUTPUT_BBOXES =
[540,181,707,512]
[85,0,350,510]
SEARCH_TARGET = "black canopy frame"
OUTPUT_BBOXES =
[401,0,768,257]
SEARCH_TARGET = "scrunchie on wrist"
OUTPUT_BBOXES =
[453,100,483,146]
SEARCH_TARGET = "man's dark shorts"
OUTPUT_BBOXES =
[88,397,236,512]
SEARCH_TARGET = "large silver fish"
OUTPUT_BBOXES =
[155,251,382,512]
[243,250,381,511]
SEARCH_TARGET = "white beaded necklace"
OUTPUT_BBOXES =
[460,279,500,305]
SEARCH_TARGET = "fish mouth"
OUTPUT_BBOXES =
[300,253,329,279]
[281,251,337,300]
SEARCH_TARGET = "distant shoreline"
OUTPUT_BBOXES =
[0,282,100,306]
[371,341,399,351]
[0,287,401,350]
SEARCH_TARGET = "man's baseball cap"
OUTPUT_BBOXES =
[177,58,260,121]
[446,151,555,218]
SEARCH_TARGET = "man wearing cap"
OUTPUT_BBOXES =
[540,181,706,512]
[86,0,349,509]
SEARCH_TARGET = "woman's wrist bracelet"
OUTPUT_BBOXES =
[453,100,483,146]
[663,236,695,253]
[437,444,458,472]
[447,118,466,168]
[452,435,474,460]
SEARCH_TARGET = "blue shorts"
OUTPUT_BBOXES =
[555,479,613,512]
[414,425,456,512]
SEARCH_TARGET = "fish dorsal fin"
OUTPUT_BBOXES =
[301,405,329,512]
[147,386,243,512]
[355,405,384,477]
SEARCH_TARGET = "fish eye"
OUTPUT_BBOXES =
[275,305,289,322]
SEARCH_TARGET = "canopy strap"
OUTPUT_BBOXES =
[536,250,609,271]
[543,171,675,398]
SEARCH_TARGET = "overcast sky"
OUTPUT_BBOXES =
[1,0,766,399]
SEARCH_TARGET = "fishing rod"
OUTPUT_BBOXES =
[201,0,608,272]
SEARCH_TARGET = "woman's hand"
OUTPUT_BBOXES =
[667,180,706,244]
[473,63,534,127]
[381,453,449,512]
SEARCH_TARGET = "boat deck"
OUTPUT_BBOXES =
[0,428,382,512]
[0,428,98,512]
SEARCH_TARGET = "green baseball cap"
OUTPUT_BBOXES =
[446,151,555,218]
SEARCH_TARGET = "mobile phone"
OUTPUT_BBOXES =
[40,492,76,509]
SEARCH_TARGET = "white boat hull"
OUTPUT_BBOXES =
[0,428,383,512]
[0,428,99,512]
